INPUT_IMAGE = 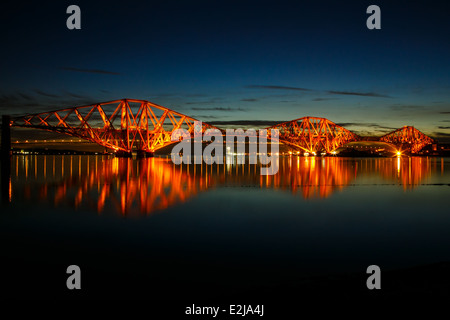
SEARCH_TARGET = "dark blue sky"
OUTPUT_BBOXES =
[1,0,449,139]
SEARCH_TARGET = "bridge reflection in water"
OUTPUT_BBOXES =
[10,155,444,216]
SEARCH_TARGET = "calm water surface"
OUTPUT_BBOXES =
[1,155,449,299]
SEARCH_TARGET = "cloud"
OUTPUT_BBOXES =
[438,126,450,129]
[185,94,208,98]
[191,107,246,112]
[185,102,214,105]
[328,91,391,98]
[312,97,338,102]
[0,94,20,103]
[389,105,425,111]
[35,90,59,98]
[63,91,93,100]
[440,111,450,114]
[17,93,33,100]
[335,122,362,127]
[209,120,287,127]
[246,84,391,98]
[241,98,258,102]
[432,132,450,141]
[60,67,120,75]
[0,90,96,116]
[334,122,399,136]
[245,85,312,91]
[336,122,397,131]
[189,115,221,119]
[185,97,224,105]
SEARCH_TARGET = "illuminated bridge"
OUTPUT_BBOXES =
[267,117,361,154]
[8,99,219,156]
[3,98,435,155]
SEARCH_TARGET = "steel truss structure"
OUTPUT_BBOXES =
[268,117,360,153]
[379,126,434,154]
[9,100,435,154]
[11,99,218,154]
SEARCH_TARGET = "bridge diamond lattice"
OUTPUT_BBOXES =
[9,99,434,154]
[11,99,218,154]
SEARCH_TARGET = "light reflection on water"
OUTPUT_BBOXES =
[7,155,449,216]
[2,155,450,299]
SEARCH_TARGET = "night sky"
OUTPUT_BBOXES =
[1,0,449,140]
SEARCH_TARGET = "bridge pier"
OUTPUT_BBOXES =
[1,115,12,203]
[136,150,154,158]
[115,151,132,158]
[114,150,154,158]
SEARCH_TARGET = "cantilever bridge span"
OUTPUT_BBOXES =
[10,99,218,156]
[267,117,361,154]
[379,126,434,154]
[6,99,435,155]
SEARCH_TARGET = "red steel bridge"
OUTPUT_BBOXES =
[4,98,435,155]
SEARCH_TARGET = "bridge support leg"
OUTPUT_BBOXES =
[115,151,132,158]
[115,150,154,158]
[1,115,11,203]
[136,150,154,158]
